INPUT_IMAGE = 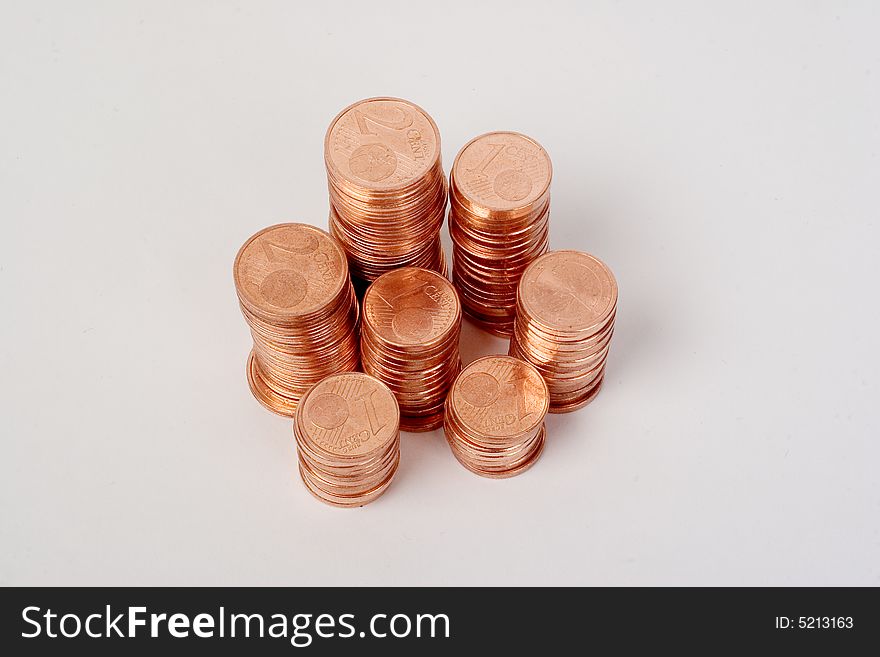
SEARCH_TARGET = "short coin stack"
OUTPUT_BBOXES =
[233,224,360,417]
[449,131,551,336]
[509,250,617,413]
[294,372,400,507]
[361,267,462,432]
[324,97,447,285]
[444,356,549,478]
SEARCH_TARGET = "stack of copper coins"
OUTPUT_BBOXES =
[361,267,462,432]
[444,356,549,478]
[294,372,400,507]
[448,131,552,336]
[233,223,360,417]
[324,97,447,285]
[509,250,618,413]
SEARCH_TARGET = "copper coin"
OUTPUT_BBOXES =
[451,132,551,215]
[294,372,401,507]
[298,372,399,458]
[444,355,548,478]
[324,98,448,284]
[447,426,546,479]
[363,267,460,347]
[361,267,462,432]
[325,97,441,192]
[449,356,548,440]
[234,223,360,417]
[234,223,348,322]
[518,250,617,335]
[448,131,552,336]
[512,250,618,413]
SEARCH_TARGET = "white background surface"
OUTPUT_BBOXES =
[1,1,878,586]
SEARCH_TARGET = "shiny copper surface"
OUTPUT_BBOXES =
[294,372,401,507]
[234,223,360,417]
[444,355,548,478]
[324,97,447,285]
[448,131,551,336]
[361,267,462,432]
[509,250,618,413]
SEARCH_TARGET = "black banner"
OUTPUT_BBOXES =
[1,587,876,653]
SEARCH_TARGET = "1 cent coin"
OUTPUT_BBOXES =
[363,268,460,347]
[449,355,549,441]
[452,131,551,214]
[298,372,399,459]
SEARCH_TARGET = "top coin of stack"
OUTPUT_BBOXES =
[294,372,401,508]
[448,131,551,336]
[324,97,447,285]
[361,267,462,432]
[509,250,618,413]
[233,223,360,417]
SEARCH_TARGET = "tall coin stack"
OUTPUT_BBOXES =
[509,250,618,413]
[233,223,360,417]
[294,372,400,507]
[361,267,462,432]
[444,356,549,478]
[324,97,447,285]
[449,131,551,336]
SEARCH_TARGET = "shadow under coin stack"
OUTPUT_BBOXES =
[449,131,551,336]
[324,97,447,286]
[233,224,360,417]
[509,250,618,413]
[294,372,400,507]
[361,267,462,432]
[444,356,549,478]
